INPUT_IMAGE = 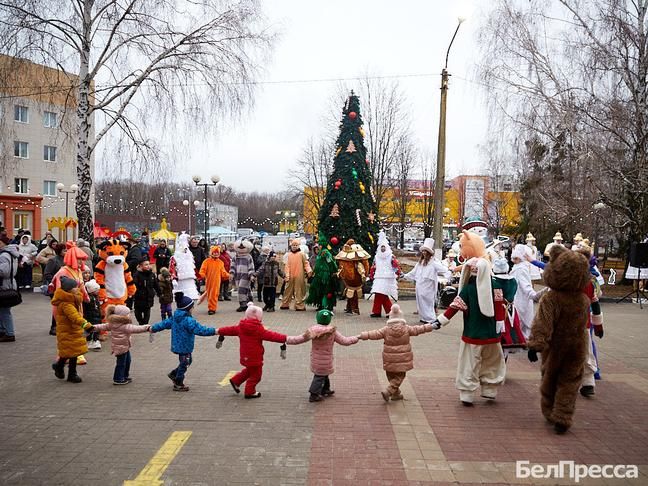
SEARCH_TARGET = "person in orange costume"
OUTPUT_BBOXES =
[94,239,136,315]
[198,246,230,315]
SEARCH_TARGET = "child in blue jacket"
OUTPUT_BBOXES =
[150,292,216,391]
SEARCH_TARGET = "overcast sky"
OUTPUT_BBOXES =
[181,0,488,192]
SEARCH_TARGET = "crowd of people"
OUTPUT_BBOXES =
[0,225,610,434]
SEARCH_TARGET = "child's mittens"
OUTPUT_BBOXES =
[594,325,604,339]
[149,332,155,343]
[430,319,442,331]
[215,335,225,349]
[280,343,287,360]
[527,349,538,362]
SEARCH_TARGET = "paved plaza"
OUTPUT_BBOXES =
[0,292,647,485]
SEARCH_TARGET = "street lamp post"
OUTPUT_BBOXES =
[56,183,78,241]
[56,183,78,218]
[432,16,466,255]
[192,175,220,243]
[182,199,201,234]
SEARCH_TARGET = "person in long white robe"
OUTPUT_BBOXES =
[525,233,542,280]
[509,244,540,338]
[403,238,450,323]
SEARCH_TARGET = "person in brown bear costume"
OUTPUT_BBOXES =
[527,245,591,434]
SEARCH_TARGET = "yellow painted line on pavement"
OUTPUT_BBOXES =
[218,370,237,386]
[123,431,192,486]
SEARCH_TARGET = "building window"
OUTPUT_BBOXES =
[44,111,58,128]
[14,178,28,194]
[503,183,512,192]
[43,180,57,196]
[44,145,57,162]
[14,105,28,123]
[13,212,31,232]
[14,141,29,158]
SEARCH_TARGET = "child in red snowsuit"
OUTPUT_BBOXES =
[216,303,289,398]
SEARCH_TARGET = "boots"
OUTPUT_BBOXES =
[52,359,65,379]
[67,358,82,383]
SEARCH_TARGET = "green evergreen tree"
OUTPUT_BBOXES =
[318,92,380,256]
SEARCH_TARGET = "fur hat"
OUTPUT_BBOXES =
[84,279,100,294]
[245,302,263,320]
[316,309,334,325]
[159,267,170,276]
[388,304,405,322]
[175,292,194,311]
[60,276,77,292]
[492,258,509,274]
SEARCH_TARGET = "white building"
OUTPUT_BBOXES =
[0,55,94,240]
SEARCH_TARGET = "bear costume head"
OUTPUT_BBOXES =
[543,245,590,293]
[234,239,253,255]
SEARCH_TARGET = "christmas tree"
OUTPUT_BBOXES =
[318,92,380,256]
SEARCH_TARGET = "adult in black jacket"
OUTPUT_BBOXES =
[153,240,172,273]
[126,240,145,276]
[188,237,206,276]
[132,259,160,326]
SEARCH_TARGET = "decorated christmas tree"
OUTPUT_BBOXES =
[318,92,380,256]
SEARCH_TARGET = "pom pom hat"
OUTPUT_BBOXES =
[245,302,263,320]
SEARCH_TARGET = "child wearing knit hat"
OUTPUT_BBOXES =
[359,304,435,401]
[150,292,217,391]
[92,305,151,384]
[286,309,359,402]
[216,302,289,398]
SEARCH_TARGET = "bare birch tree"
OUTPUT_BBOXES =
[0,0,274,241]
[477,0,648,247]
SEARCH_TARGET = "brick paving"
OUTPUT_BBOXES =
[0,291,647,485]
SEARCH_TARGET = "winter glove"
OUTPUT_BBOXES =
[149,333,155,343]
[215,335,225,349]
[527,349,538,362]
[430,319,441,330]
[280,343,287,360]
[594,325,604,339]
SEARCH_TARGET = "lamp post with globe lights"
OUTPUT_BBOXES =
[432,14,467,255]
[183,199,201,234]
[192,175,220,243]
[56,183,78,241]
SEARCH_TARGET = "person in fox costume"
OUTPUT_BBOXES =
[335,239,370,315]
[94,239,136,315]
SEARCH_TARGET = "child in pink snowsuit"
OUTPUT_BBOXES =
[287,309,359,402]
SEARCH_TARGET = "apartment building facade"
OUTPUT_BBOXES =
[0,55,94,240]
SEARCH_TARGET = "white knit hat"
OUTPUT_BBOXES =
[245,302,263,320]
[84,279,100,294]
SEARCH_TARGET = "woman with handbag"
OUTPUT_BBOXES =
[0,234,21,342]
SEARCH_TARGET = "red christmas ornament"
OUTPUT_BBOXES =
[365,159,369,165]
[330,236,339,245]
[349,111,357,120]
[327,293,333,299]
